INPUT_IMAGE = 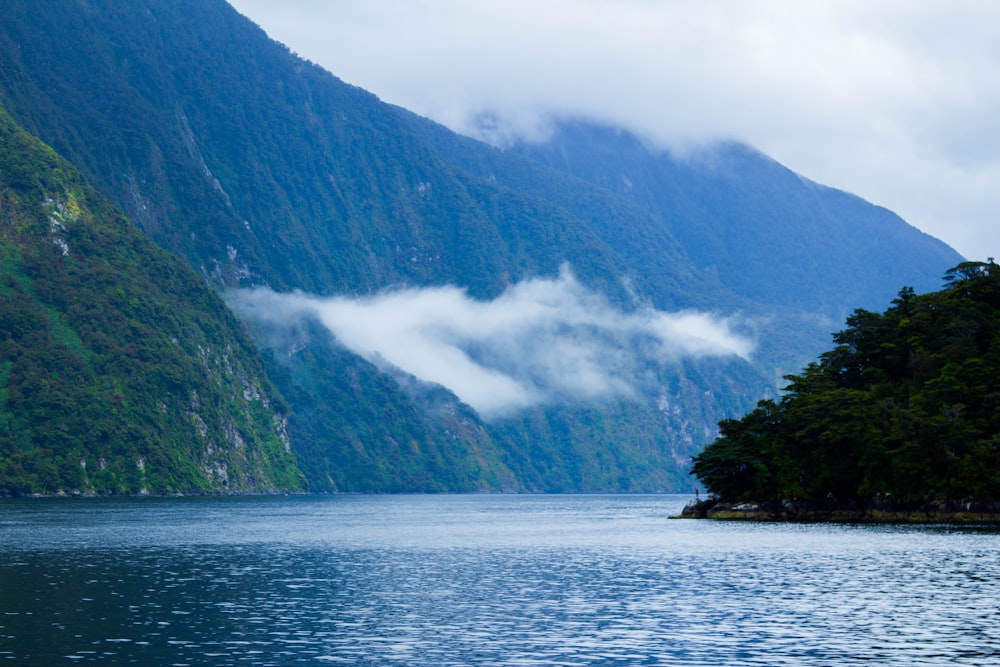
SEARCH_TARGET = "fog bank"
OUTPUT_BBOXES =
[228,268,754,418]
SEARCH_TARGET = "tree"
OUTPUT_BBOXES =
[692,262,1000,511]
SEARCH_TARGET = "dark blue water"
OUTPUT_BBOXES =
[1,495,998,666]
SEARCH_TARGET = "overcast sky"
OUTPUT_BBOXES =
[228,0,1000,262]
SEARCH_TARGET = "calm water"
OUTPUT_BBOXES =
[1,495,998,666]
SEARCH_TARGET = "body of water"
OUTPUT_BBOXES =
[1,494,998,665]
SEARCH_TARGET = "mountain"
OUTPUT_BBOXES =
[399,115,963,367]
[0,0,965,492]
[0,104,304,495]
[505,122,959,318]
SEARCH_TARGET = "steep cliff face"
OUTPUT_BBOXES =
[0,105,305,495]
[0,0,755,492]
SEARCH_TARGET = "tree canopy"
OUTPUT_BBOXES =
[692,261,1000,512]
[0,104,304,495]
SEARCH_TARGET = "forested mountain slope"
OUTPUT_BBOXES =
[0,105,304,495]
[399,114,963,375]
[506,122,960,318]
[0,0,696,303]
[0,0,965,492]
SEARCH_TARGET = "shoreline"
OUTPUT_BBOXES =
[678,499,1000,524]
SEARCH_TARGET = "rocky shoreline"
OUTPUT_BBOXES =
[678,498,1000,524]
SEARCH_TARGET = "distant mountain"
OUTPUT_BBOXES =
[398,113,964,386]
[0,0,965,492]
[505,122,960,319]
[0,104,304,495]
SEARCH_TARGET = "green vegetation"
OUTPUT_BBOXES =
[244,316,519,492]
[691,262,1000,516]
[0,0,779,491]
[505,123,961,316]
[0,105,304,495]
[0,0,967,492]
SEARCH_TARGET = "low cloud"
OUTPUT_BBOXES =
[230,0,1000,260]
[228,267,753,418]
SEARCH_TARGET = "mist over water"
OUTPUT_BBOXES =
[227,267,754,417]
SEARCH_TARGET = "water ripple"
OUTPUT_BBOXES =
[1,495,998,665]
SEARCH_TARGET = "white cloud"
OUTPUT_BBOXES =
[227,267,753,418]
[228,0,1000,261]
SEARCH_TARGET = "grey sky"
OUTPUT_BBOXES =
[228,0,1000,262]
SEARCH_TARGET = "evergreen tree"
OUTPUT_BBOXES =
[692,261,1000,511]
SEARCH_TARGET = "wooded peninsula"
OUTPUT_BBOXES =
[686,261,1000,522]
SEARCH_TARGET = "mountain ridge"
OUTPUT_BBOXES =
[0,0,965,493]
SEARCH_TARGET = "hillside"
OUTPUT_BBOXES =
[398,114,963,376]
[0,0,966,492]
[506,122,960,318]
[0,105,304,495]
[690,261,1000,520]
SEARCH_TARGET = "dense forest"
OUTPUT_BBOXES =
[690,261,1000,519]
[0,0,967,493]
[0,0,773,492]
[0,105,304,495]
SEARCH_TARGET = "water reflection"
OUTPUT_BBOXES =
[1,495,998,665]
